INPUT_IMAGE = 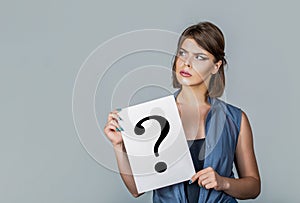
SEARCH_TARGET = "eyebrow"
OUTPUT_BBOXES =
[179,48,208,57]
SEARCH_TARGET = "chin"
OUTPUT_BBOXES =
[180,78,192,85]
[179,79,207,88]
[179,77,200,85]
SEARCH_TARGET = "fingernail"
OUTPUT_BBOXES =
[116,128,120,132]
[116,108,122,112]
[188,180,192,184]
[119,127,124,131]
[118,116,123,121]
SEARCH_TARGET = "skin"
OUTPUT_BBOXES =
[103,110,142,197]
[103,38,261,199]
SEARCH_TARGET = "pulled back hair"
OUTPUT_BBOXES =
[172,21,227,98]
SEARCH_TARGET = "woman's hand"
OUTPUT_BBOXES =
[190,167,229,191]
[103,109,124,149]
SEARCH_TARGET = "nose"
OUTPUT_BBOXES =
[184,56,192,68]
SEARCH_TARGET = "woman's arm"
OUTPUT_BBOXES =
[104,110,144,198]
[113,143,144,198]
[222,111,261,199]
[190,111,261,199]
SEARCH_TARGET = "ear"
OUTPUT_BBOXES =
[211,60,222,74]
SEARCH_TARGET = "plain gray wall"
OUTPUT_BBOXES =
[1,0,299,202]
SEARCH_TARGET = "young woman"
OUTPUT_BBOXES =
[104,21,260,203]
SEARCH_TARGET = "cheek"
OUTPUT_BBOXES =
[193,63,214,76]
[175,58,184,71]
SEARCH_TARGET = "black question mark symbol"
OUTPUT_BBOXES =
[134,115,170,173]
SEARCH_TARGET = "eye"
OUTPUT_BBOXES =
[195,55,206,60]
[178,50,186,57]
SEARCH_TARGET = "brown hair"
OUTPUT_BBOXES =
[172,21,227,98]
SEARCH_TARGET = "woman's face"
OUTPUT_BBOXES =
[175,38,219,88]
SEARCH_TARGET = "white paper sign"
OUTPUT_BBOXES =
[118,95,195,193]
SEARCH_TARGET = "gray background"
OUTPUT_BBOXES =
[1,0,299,202]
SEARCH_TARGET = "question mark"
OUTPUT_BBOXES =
[134,115,170,173]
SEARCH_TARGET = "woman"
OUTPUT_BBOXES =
[104,21,260,202]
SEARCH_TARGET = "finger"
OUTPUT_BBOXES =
[111,108,123,115]
[107,112,119,121]
[190,170,204,184]
[200,167,214,174]
[197,173,210,187]
[189,173,199,184]
[190,167,211,183]
[108,112,122,122]
[198,167,215,179]
[104,123,115,132]
[109,119,118,126]
[105,123,122,133]
[108,120,124,132]
[200,176,211,188]
[109,120,124,131]
[204,182,215,190]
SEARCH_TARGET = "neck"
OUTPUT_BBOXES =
[177,85,209,106]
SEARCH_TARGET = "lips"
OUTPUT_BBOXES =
[179,70,192,77]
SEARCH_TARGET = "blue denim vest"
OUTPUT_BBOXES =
[152,90,242,203]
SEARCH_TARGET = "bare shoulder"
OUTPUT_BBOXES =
[239,111,253,138]
[235,110,260,180]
